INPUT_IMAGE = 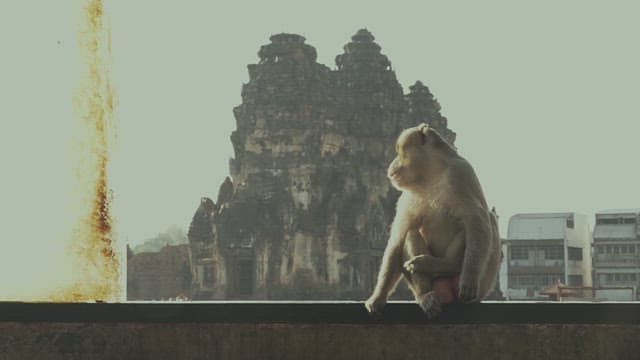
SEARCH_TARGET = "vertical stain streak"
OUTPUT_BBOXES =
[51,0,120,301]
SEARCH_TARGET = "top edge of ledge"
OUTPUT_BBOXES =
[1,301,640,325]
[2,300,639,304]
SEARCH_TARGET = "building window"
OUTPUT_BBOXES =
[511,246,529,260]
[543,246,563,260]
[597,218,626,225]
[597,246,604,254]
[509,275,534,288]
[509,274,564,289]
[568,275,583,286]
[523,276,535,286]
[539,275,557,286]
[568,247,582,261]
[566,217,574,228]
[544,274,563,286]
[619,245,637,254]
[598,217,638,225]
[606,273,637,283]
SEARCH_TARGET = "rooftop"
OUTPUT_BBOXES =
[596,209,640,215]
[507,213,577,240]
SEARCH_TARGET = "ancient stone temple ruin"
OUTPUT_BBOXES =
[188,29,456,300]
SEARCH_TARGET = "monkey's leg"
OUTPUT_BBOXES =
[401,229,432,295]
[477,216,501,300]
[458,213,494,303]
[404,230,464,275]
[404,255,461,275]
[402,230,442,319]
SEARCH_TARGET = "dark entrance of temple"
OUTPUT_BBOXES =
[236,259,254,296]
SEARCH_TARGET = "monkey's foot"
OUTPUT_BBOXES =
[416,291,442,319]
[459,280,481,304]
[403,255,429,274]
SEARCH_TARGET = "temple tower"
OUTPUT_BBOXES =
[188,30,457,300]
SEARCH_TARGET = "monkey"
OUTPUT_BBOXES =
[216,176,234,208]
[364,123,501,318]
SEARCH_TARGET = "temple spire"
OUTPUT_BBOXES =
[406,80,456,145]
[335,28,391,71]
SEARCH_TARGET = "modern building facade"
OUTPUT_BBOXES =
[592,209,640,299]
[503,213,592,300]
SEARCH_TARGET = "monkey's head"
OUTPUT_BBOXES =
[387,124,456,190]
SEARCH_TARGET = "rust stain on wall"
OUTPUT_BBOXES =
[48,0,120,301]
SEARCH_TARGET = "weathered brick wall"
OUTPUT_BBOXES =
[126,245,192,300]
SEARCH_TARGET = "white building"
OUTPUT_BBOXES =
[592,209,640,299]
[502,213,592,300]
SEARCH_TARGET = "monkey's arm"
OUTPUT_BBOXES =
[365,216,410,314]
[372,235,405,298]
[458,209,493,303]
[403,230,464,275]
[365,242,404,314]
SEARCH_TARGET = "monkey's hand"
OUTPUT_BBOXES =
[364,294,387,315]
[403,255,428,274]
[459,277,481,304]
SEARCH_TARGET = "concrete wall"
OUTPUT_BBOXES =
[1,322,639,360]
[3,302,640,359]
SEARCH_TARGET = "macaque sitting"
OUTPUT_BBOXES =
[365,124,501,318]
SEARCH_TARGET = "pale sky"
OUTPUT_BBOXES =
[0,1,639,297]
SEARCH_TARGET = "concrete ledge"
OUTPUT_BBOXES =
[2,301,640,324]
[2,302,640,359]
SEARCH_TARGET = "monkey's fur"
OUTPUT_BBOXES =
[364,124,501,318]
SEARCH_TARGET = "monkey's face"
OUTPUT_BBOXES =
[387,126,428,190]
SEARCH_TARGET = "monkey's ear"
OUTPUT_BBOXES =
[418,123,430,145]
